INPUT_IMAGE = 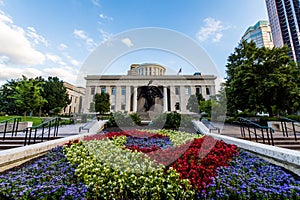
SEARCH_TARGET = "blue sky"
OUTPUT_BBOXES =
[0,0,268,86]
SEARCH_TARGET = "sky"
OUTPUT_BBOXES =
[0,0,268,87]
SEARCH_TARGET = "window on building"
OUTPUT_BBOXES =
[111,105,115,111]
[175,102,180,110]
[89,102,95,112]
[149,68,152,75]
[185,87,191,95]
[121,87,126,95]
[90,86,95,95]
[101,86,106,93]
[196,86,201,94]
[111,87,116,95]
[175,87,180,95]
[121,104,126,110]
[206,87,210,95]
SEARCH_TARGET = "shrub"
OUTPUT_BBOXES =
[129,112,142,126]
[151,112,194,130]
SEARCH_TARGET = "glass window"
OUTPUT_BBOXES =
[90,86,95,95]
[206,87,210,95]
[111,87,116,95]
[111,105,115,110]
[196,86,201,94]
[175,87,179,95]
[122,87,126,95]
[101,86,106,93]
[185,87,191,95]
[121,104,126,110]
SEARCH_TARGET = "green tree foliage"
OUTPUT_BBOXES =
[41,76,70,115]
[0,79,19,115]
[94,92,110,115]
[225,41,300,116]
[186,94,199,113]
[9,76,47,119]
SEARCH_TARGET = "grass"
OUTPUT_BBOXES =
[0,116,43,126]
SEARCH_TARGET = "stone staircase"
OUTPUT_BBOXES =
[0,136,63,150]
[219,124,300,151]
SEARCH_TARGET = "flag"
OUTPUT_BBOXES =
[177,68,182,75]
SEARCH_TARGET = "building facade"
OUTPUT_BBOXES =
[242,20,274,48]
[62,82,85,115]
[83,63,217,116]
[265,0,300,62]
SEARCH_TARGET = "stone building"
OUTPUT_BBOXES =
[62,82,85,115]
[83,63,216,116]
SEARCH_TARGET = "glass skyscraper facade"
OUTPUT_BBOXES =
[266,0,300,62]
[242,20,274,48]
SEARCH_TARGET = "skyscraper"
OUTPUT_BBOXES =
[242,20,274,48]
[265,0,300,62]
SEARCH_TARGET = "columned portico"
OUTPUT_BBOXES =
[83,63,217,117]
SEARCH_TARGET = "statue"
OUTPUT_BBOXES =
[137,80,163,112]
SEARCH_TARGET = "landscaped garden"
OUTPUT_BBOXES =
[0,129,299,199]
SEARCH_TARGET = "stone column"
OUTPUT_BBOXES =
[170,86,176,111]
[133,87,138,112]
[126,86,131,112]
[191,85,196,95]
[163,86,168,112]
[116,86,122,111]
[180,86,187,112]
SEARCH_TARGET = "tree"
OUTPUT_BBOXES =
[94,92,110,115]
[41,77,71,115]
[225,41,300,116]
[9,76,47,119]
[0,79,19,115]
[186,94,199,113]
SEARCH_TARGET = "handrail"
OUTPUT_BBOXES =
[23,117,61,145]
[79,116,97,133]
[201,118,220,133]
[0,117,21,140]
[278,116,298,141]
[238,117,274,145]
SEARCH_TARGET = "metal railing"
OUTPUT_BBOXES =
[0,117,21,140]
[238,117,275,145]
[201,118,220,133]
[23,117,61,145]
[279,117,299,141]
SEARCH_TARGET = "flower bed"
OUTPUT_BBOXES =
[0,129,299,199]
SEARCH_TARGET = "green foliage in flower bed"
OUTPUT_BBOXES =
[154,129,202,146]
[64,139,194,199]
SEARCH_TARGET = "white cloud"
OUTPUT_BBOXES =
[99,29,112,44]
[46,53,66,66]
[70,59,80,66]
[26,26,48,46]
[91,0,101,7]
[99,13,113,21]
[196,17,229,43]
[0,11,45,65]
[0,63,43,81]
[121,38,133,47]
[58,43,68,50]
[73,29,97,51]
[43,66,78,84]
